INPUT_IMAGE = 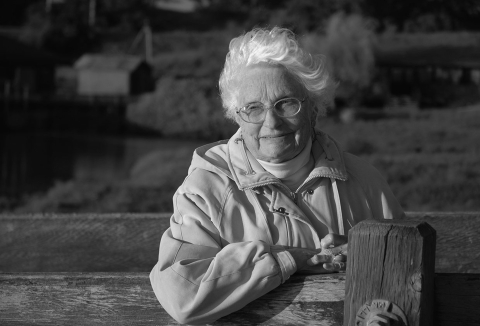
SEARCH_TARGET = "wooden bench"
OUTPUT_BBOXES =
[1,212,480,325]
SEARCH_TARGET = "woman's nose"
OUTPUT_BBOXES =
[263,108,283,128]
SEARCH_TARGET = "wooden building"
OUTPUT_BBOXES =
[375,43,480,106]
[74,54,154,97]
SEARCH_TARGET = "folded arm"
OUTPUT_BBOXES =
[150,190,295,325]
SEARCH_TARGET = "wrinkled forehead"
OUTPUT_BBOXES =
[233,63,306,107]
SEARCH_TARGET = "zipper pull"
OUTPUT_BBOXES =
[292,192,297,204]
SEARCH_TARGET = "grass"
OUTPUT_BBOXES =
[321,104,480,211]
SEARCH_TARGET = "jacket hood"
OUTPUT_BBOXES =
[189,128,348,191]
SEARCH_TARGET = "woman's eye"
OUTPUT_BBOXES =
[244,104,263,112]
[278,99,296,109]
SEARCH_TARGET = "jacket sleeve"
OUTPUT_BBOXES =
[149,172,293,325]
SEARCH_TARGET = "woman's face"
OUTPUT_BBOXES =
[234,63,314,163]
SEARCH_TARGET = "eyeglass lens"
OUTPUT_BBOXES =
[241,98,300,122]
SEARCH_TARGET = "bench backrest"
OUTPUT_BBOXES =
[1,212,479,273]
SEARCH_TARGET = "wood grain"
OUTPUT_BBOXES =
[0,273,345,326]
[1,212,479,273]
[344,220,436,326]
[405,212,480,273]
[0,213,171,272]
[1,273,479,325]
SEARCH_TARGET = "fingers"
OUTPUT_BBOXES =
[287,248,324,270]
[307,254,332,266]
[323,261,347,272]
[307,252,347,266]
[289,245,348,272]
[321,233,348,249]
[323,253,347,271]
[329,243,348,256]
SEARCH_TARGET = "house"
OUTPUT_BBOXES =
[0,34,66,95]
[74,54,154,97]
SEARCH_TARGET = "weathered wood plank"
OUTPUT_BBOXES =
[344,220,436,326]
[405,212,480,273]
[0,213,170,272]
[1,212,479,273]
[0,273,345,326]
[1,273,479,326]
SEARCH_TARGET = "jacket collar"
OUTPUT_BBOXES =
[226,128,348,191]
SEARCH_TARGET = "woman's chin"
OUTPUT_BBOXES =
[260,147,296,163]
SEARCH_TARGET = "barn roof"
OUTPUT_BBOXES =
[0,34,67,67]
[74,54,147,72]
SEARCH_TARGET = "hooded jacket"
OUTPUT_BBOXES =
[150,129,404,324]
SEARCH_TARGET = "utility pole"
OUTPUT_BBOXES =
[45,0,52,13]
[45,0,65,13]
[144,21,153,64]
[89,0,96,27]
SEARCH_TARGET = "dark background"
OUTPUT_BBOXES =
[1,0,479,213]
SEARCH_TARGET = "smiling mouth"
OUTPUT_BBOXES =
[260,132,293,139]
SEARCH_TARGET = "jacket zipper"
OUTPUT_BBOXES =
[245,173,346,203]
[246,180,297,205]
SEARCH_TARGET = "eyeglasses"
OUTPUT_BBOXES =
[235,97,305,124]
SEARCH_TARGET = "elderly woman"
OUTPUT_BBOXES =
[150,27,404,324]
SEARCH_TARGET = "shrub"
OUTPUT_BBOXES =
[127,77,237,140]
[302,13,377,106]
[324,13,376,89]
[370,154,480,211]
[15,180,177,213]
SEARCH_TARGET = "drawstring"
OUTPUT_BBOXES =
[330,178,344,235]
[234,137,255,175]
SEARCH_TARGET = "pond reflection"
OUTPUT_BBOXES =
[0,133,205,198]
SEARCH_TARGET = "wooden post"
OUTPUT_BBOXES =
[344,219,436,326]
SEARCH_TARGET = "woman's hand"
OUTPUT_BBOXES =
[286,233,348,273]
[309,233,348,272]
[286,248,323,272]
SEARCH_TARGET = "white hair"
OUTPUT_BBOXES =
[219,27,335,122]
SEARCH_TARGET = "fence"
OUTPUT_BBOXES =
[1,212,479,325]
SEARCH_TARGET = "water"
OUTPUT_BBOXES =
[0,133,206,198]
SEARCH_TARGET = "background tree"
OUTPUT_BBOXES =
[0,0,39,26]
[357,0,480,32]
